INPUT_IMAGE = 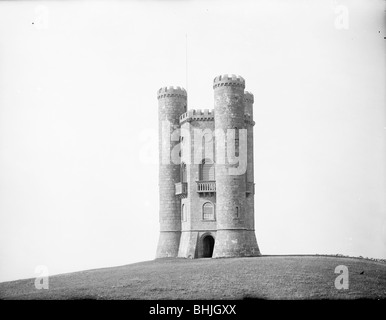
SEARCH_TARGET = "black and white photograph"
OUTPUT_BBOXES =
[0,0,385,311]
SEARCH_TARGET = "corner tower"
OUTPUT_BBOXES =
[212,74,260,258]
[156,86,187,258]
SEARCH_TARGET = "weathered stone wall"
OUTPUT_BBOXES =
[178,231,199,258]
[214,230,260,257]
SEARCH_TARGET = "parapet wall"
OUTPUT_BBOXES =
[180,109,214,124]
[213,74,245,90]
[157,86,187,100]
[180,109,254,125]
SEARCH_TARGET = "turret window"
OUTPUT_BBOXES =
[182,204,187,221]
[181,162,187,183]
[234,127,239,157]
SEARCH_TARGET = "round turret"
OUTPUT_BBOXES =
[156,85,187,258]
[212,75,260,258]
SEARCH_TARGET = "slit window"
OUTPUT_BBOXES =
[181,162,187,183]
[182,204,187,221]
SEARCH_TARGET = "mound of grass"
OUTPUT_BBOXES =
[1,255,385,300]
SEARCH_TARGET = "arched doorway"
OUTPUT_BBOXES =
[202,235,215,258]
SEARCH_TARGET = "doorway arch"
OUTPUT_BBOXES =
[202,235,215,258]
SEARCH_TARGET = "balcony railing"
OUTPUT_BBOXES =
[175,182,188,197]
[246,182,255,194]
[196,181,216,193]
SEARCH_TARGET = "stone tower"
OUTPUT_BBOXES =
[156,75,261,259]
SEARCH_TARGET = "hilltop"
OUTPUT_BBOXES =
[1,255,385,300]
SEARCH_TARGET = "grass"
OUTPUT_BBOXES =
[0,255,385,300]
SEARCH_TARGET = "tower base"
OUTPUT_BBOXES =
[212,229,260,258]
[156,231,181,258]
[178,231,199,259]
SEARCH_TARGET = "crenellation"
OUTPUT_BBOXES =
[213,74,245,89]
[157,86,187,100]
[179,109,215,124]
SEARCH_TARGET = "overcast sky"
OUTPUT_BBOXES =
[0,0,385,282]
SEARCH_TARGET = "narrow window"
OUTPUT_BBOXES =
[235,206,239,218]
[181,162,187,183]
[234,127,239,157]
[182,204,187,221]
[180,136,183,158]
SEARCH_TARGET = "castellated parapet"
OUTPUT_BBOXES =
[157,86,187,100]
[179,109,215,124]
[213,74,245,89]
[156,75,261,259]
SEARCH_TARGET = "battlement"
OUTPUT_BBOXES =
[180,109,214,124]
[244,91,254,103]
[157,86,187,100]
[179,109,253,125]
[213,74,245,89]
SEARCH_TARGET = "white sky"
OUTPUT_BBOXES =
[0,0,385,282]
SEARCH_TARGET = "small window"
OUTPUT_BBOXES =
[235,206,239,218]
[203,202,215,220]
[234,127,239,157]
[181,162,187,183]
[182,204,187,221]
[180,137,183,158]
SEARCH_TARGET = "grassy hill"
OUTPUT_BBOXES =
[1,255,385,300]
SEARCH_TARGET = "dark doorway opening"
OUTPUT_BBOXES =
[202,235,215,258]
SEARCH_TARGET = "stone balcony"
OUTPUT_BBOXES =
[196,181,216,194]
[175,182,188,198]
[177,181,252,197]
